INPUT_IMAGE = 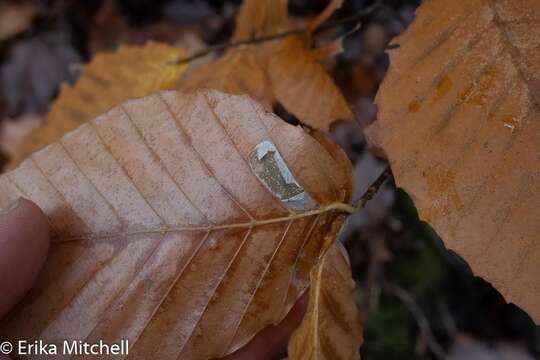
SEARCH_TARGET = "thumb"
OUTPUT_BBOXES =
[0,198,50,318]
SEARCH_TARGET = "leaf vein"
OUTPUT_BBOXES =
[119,104,211,225]
[177,227,254,358]
[224,219,294,354]
[156,92,255,221]
[58,139,125,229]
[86,120,167,227]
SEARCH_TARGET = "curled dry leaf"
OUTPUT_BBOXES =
[367,0,540,321]
[267,36,352,130]
[7,41,186,170]
[0,89,354,359]
[288,242,362,360]
[180,0,351,132]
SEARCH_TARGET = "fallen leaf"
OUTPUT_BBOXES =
[7,41,186,170]
[184,3,357,358]
[288,242,363,360]
[367,0,540,322]
[0,89,354,359]
[267,36,352,130]
[180,0,352,132]
[232,0,344,41]
[232,0,288,41]
[180,47,274,110]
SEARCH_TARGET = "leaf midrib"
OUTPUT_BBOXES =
[57,201,355,243]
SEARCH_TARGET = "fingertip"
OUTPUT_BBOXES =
[0,198,50,318]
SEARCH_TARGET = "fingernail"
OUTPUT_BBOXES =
[1,198,22,216]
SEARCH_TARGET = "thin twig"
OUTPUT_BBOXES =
[177,29,304,64]
[177,3,397,64]
[384,283,447,360]
[353,165,392,209]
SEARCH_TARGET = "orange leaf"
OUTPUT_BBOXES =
[180,47,274,110]
[268,36,352,131]
[289,242,363,360]
[232,0,288,41]
[180,0,352,132]
[367,0,540,322]
[0,89,354,359]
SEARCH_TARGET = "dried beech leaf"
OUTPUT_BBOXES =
[7,41,186,169]
[232,0,288,41]
[267,36,352,130]
[0,89,354,359]
[181,0,351,131]
[180,48,274,110]
[367,0,540,321]
[181,37,351,132]
[181,0,351,132]
[232,0,343,40]
[289,242,362,360]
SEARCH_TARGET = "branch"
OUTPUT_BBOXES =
[177,29,303,64]
[353,165,392,209]
[384,283,447,360]
[177,3,401,64]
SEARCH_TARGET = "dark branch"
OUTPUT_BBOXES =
[176,3,401,64]
[177,29,304,64]
[354,165,392,209]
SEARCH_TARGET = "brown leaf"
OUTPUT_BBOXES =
[367,0,540,322]
[181,0,352,132]
[180,47,274,110]
[267,36,353,131]
[181,36,352,132]
[0,89,354,359]
[288,242,363,360]
[7,41,186,170]
[182,4,358,357]
[232,0,288,41]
